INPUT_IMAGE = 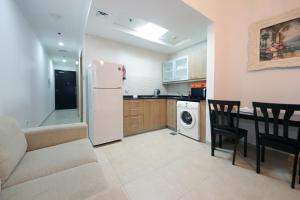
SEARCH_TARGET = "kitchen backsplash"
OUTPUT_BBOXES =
[165,82,199,96]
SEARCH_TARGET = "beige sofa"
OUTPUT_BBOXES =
[0,117,127,200]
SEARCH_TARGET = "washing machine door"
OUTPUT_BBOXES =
[179,109,195,129]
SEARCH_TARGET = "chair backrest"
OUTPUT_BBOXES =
[208,99,241,132]
[252,102,300,144]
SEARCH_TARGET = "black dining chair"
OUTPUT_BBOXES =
[208,99,248,165]
[253,102,300,188]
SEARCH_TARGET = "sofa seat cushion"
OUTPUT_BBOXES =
[0,117,27,184]
[3,139,97,188]
[0,163,127,200]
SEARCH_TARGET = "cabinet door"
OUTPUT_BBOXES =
[163,61,174,82]
[143,99,166,130]
[124,115,144,136]
[188,45,207,80]
[167,99,177,130]
[158,99,167,128]
[123,100,144,136]
[143,100,156,130]
[174,56,188,81]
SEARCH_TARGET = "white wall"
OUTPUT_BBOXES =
[0,0,55,128]
[184,0,300,143]
[184,0,300,105]
[83,34,168,95]
[82,34,168,121]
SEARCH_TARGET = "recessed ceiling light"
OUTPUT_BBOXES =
[75,61,79,65]
[100,60,104,65]
[135,23,168,42]
[58,42,64,46]
[62,59,66,63]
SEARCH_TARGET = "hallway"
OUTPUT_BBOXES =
[41,109,80,126]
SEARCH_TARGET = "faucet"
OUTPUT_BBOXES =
[177,92,183,98]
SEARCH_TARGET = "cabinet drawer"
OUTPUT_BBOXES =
[124,100,144,116]
[124,115,144,136]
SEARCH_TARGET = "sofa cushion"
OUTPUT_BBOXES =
[0,117,27,184]
[0,163,127,200]
[3,139,97,188]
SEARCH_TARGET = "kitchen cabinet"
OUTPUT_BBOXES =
[166,99,177,130]
[162,45,206,83]
[163,56,188,83]
[162,61,174,82]
[123,99,166,136]
[124,98,206,143]
[123,100,144,136]
[143,99,166,130]
[174,56,188,81]
[188,45,207,80]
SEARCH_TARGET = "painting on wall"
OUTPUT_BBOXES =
[248,8,300,71]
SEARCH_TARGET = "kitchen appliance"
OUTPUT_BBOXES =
[153,89,160,97]
[86,60,123,145]
[191,88,206,100]
[177,101,200,141]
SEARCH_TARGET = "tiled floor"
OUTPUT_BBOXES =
[40,109,80,126]
[94,129,300,200]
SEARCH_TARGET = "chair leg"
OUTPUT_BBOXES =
[243,135,247,157]
[256,142,261,174]
[261,145,265,162]
[299,156,300,184]
[211,133,215,156]
[219,135,222,148]
[232,137,238,165]
[291,154,298,189]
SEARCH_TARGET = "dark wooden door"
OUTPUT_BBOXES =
[55,70,77,109]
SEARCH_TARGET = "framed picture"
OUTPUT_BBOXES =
[248,8,300,71]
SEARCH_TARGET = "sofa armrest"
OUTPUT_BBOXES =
[23,123,88,151]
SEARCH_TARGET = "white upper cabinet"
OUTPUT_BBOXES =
[162,61,174,82]
[174,56,188,81]
[162,56,189,83]
[162,43,207,84]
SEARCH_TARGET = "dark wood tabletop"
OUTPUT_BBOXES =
[232,111,299,127]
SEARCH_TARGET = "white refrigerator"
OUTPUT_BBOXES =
[87,60,123,145]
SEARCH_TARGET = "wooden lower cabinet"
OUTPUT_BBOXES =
[166,99,177,130]
[143,99,166,130]
[124,99,206,143]
[124,115,144,136]
[123,99,166,136]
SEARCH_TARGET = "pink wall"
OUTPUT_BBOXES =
[184,0,300,107]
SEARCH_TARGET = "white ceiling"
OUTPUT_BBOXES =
[16,0,92,68]
[86,0,211,54]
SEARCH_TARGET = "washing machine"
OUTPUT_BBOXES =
[177,101,200,141]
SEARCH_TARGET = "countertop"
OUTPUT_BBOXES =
[123,95,206,102]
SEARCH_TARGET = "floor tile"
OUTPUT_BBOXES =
[94,129,300,200]
[41,109,80,126]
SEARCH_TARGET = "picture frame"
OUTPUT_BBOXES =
[248,7,300,71]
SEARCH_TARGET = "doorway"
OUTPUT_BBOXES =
[55,70,77,109]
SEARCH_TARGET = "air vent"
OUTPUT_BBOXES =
[96,10,109,16]
[58,49,68,53]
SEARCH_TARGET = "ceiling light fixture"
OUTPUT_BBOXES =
[62,59,66,63]
[135,23,168,42]
[58,42,64,46]
[75,61,79,65]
